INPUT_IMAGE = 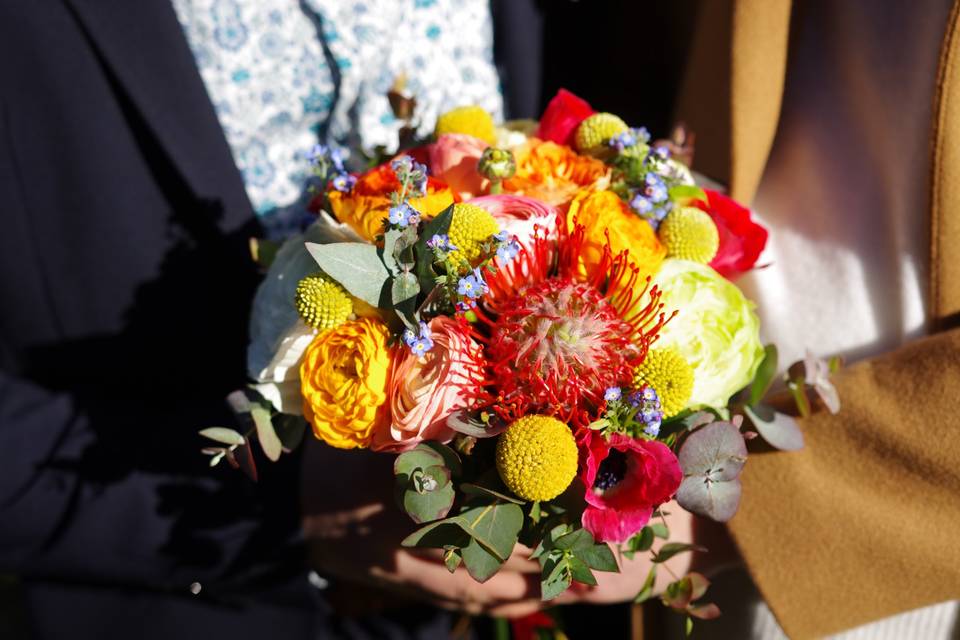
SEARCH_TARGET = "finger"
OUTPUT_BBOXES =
[485,599,545,619]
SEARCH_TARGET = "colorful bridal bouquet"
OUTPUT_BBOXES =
[201,89,837,626]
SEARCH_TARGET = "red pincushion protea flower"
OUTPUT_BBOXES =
[472,212,671,428]
[581,431,682,543]
[488,278,640,424]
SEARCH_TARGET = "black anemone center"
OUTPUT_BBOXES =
[593,449,628,491]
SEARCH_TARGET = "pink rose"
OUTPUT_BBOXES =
[372,317,486,452]
[580,432,682,543]
[428,133,489,198]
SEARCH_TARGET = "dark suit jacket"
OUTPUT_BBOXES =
[0,2,456,638]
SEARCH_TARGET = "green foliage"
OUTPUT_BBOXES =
[747,344,779,407]
[305,242,391,308]
[401,496,524,583]
[652,542,707,564]
[634,564,658,603]
[394,444,456,524]
[413,205,454,294]
[534,524,619,601]
[744,403,805,451]
[199,427,245,446]
[250,403,282,462]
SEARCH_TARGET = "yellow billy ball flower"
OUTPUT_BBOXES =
[574,113,628,156]
[294,274,353,330]
[633,347,695,418]
[446,202,501,267]
[658,206,720,264]
[496,415,578,501]
[434,105,497,145]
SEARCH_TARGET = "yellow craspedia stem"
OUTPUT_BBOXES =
[435,105,497,145]
[633,347,695,418]
[496,415,578,501]
[294,274,353,330]
[446,202,501,267]
[574,113,628,156]
[658,206,720,264]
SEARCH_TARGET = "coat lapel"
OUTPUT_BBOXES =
[61,0,251,213]
[930,0,960,329]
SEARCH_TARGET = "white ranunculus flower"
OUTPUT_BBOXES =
[652,259,765,408]
[247,211,363,410]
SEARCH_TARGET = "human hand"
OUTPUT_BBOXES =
[300,438,546,618]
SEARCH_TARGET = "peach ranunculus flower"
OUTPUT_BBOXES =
[428,133,489,198]
[470,194,559,254]
[502,138,608,207]
[300,317,394,450]
[566,189,666,283]
[326,163,457,242]
[373,316,486,452]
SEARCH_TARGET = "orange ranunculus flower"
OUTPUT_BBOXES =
[502,138,608,207]
[326,164,457,243]
[300,317,394,449]
[566,189,666,283]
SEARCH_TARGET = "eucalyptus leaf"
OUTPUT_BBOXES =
[274,414,307,451]
[460,483,525,505]
[446,409,506,438]
[676,421,748,521]
[391,271,420,322]
[688,603,722,620]
[650,522,670,539]
[744,404,805,451]
[305,242,391,308]
[199,427,245,446]
[443,547,462,573]
[422,441,462,477]
[394,444,445,478]
[462,536,505,583]
[401,467,455,524]
[250,404,282,462]
[402,520,471,549]
[455,501,524,562]
[748,344,779,406]
[381,228,403,274]
[662,576,694,610]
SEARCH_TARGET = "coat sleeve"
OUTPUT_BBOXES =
[728,327,960,638]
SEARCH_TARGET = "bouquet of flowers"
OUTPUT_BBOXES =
[201,89,839,627]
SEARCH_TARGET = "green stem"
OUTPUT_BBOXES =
[493,616,510,640]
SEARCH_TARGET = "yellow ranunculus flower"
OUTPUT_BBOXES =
[566,189,666,282]
[300,317,393,449]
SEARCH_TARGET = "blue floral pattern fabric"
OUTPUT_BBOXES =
[171,0,503,232]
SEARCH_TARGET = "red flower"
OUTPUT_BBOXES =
[536,89,595,147]
[580,432,682,543]
[696,189,768,279]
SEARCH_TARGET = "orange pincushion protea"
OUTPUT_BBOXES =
[502,138,608,207]
[326,164,457,242]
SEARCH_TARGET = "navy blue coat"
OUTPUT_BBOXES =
[0,2,457,638]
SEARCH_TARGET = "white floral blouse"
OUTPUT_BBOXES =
[171,0,503,233]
